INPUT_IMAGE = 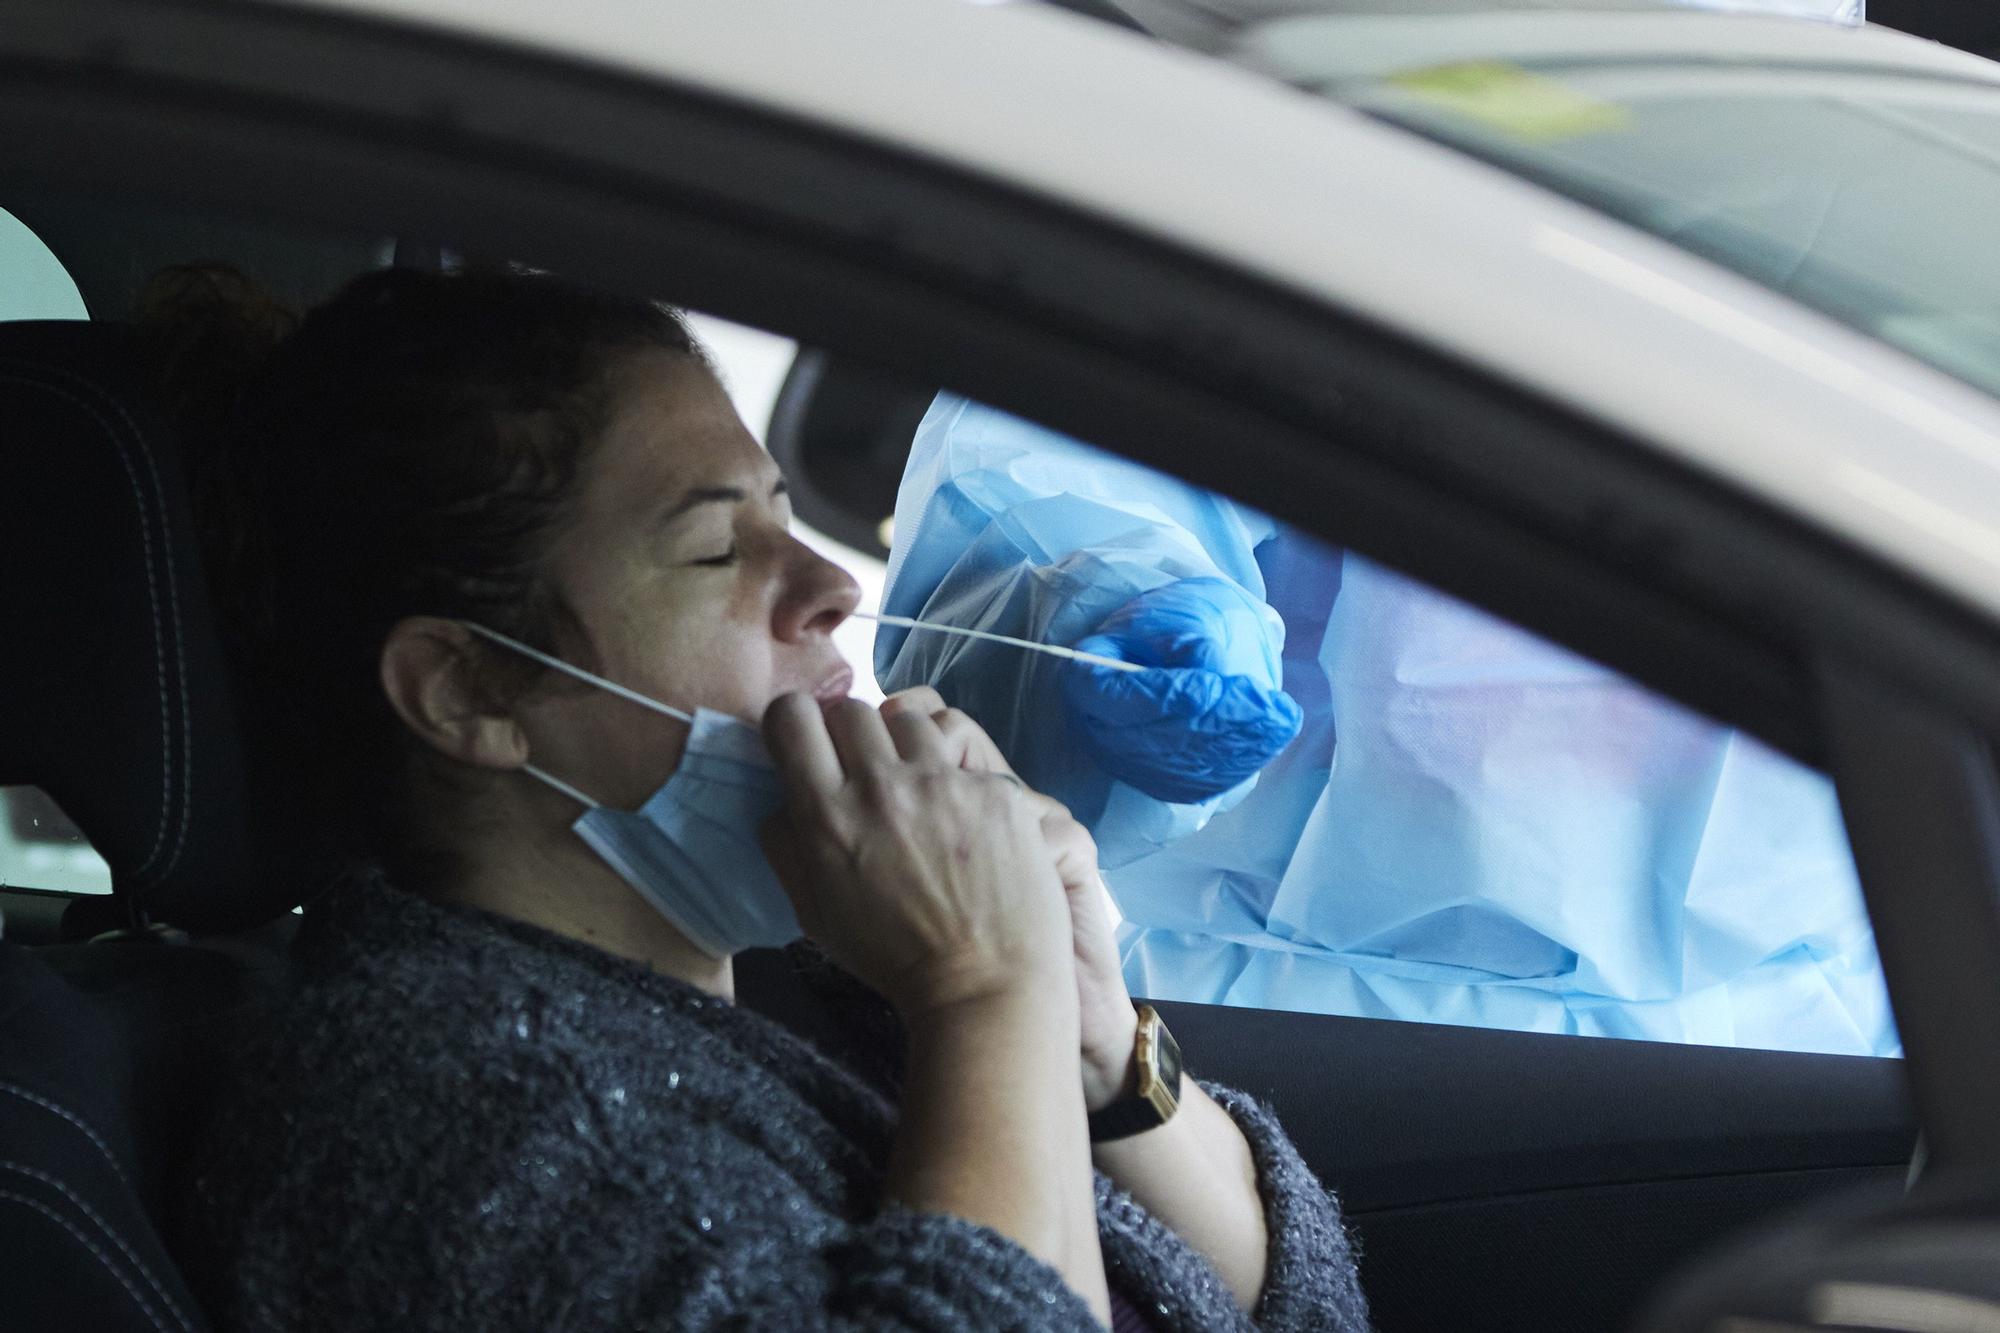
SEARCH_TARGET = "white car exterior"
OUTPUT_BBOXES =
[288,0,2000,627]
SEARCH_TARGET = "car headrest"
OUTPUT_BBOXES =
[0,321,279,932]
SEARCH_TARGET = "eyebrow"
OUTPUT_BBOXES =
[660,477,787,524]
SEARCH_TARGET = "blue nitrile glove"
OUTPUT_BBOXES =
[1061,577,1304,804]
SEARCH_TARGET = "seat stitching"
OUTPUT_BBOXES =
[0,1160,198,1333]
[0,367,176,878]
[0,1083,133,1189]
[0,1189,171,1333]
[21,365,190,882]
[40,362,196,886]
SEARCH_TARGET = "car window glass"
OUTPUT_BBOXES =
[1268,36,2000,402]
[868,393,1897,1058]
[0,205,87,321]
[0,211,100,896]
[0,787,112,895]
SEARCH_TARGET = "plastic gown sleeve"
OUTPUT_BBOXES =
[876,396,1290,867]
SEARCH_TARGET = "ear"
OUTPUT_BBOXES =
[379,616,529,770]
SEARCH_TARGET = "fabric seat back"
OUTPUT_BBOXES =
[0,320,292,1332]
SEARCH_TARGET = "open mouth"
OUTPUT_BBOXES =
[810,665,855,704]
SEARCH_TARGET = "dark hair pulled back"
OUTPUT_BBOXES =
[142,263,707,886]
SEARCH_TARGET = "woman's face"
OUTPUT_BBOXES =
[520,345,860,808]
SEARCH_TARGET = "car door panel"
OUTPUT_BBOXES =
[1352,1166,1903,1332]
[1151,1000,1913,1331]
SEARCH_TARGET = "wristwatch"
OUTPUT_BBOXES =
[1087,1004,1185,1143]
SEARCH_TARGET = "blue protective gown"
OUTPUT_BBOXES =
[876,396,1898,1056]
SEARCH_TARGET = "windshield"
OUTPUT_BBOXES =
[1245,18,2000,401]
[1078,0,1861,54]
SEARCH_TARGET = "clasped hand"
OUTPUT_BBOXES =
[1063,576,1303,804]
[762,688,1139,1111]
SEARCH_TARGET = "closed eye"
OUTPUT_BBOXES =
[689,547,738,567]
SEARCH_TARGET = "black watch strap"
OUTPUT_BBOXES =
[1088,1004,1185,1143]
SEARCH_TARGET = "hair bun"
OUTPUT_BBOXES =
[137,262,298,438]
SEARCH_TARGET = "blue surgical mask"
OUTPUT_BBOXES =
[461,623,801,959]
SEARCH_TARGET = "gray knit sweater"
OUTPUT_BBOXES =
[183,874,1369,1331]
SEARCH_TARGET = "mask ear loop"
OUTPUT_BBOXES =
[521,763,602,810]
[460,620,694,810]
[458,621,695,723]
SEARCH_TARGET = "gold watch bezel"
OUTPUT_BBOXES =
[1133,1004,1183,1121]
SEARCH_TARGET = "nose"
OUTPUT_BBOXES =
[772,535,861,643]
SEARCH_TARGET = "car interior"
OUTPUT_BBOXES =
[0,176,1937,1333]
[8,4,2000,1326]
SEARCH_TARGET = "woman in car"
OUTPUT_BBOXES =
[152,266,1367,1332]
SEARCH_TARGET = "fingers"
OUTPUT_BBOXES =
[931,707,1019,777]
[768,690,1005,824]
[760,813,827,930]
[881,685,946,719]
[1020,786,1071,824]
[884,703,953,764]
[763,692,845,812]
[1029,791,1090,857]
[883,686,1020,777]
[822,696,901,774]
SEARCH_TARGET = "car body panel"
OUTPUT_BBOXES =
[276,0,2000,640]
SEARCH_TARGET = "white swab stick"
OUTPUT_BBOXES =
[853,611,1145,672]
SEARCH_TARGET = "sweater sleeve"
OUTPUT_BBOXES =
[188,1015,1110,1333]
[687,1201,1103,1332]
[1207,1082,1372,1332]
[1093,1081,1370,1333]
[608,1127,1111,1333]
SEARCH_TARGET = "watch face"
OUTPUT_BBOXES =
[1154,1020,1184,1096]
[1089,1007,1187,1142]
[1137,1006,1185,1118]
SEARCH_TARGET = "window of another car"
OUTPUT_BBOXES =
[0,787,111,896]
[0,204,110,897]
[1254,25,2000,401]
[0,204,86,321]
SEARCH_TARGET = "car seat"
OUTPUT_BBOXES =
[0,321,296,1332]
